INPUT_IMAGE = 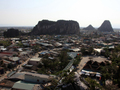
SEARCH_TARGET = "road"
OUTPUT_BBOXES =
[74,72,88,90]
[0,71,10,81]
[0,57,31,82]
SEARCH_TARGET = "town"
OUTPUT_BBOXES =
[0,26,120,90]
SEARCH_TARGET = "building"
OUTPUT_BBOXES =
[12,81,43,90]
[9,57,20,64]
[24,73,51,83]
[28,57,42,66]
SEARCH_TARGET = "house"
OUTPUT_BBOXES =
[36,42,53,49]
[2,60,12,66]
[69,48,80,52]
[0,52,13,57]
[12,81,43,90]
[28,57,42,66]
[54,42,62,47]
[0,46,7,51]
[9,57,20,64]
[9,72,52,84]
[24,73,51,83]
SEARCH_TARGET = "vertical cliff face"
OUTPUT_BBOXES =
[98,20,114,32]
[30,20,80,35]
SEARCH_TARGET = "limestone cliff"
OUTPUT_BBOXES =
[30,20,80,35]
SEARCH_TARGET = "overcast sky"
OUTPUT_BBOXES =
[0,0,120,28]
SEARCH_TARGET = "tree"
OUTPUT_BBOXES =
[81,47,86,55]
[88,47,94,55]
[86,77,102,90]
[0,40,11,47]
[62,71,75,84]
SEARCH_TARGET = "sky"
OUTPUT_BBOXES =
[0,0,120,28]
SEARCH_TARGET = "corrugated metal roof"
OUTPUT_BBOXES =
[12,81,35,90]
[67,52,78,59]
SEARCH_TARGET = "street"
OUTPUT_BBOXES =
[0,57,31,82]
[74,72,88,90]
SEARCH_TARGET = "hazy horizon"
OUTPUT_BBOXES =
[0,0,120,28]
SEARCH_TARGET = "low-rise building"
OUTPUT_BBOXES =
[28,57,42,66]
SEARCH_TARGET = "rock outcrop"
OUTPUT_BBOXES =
[83,25,95,30]
[98,20,114,32]
[30,20,80,35]
[4,28,21,38]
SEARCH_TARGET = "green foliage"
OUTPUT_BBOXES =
[85,77,102,90]
[37,50,70,75]
[103,47,110,58]
[88,47,94,55]
[73,54,81,67]
[0,40,11,47]
[32,45,40,53]
[16,42,24,47]
[37,66,46,74]
[101,45,120,88]
[59,50,69,69]
[81,47,94,55]
[81,47,86,55]
[62,71,75,84]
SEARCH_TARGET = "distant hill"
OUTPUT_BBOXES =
[4,28,21,38]
[83,25,95,30]
[30,20,80,35]
[98,20,114,32]
[3,28,28,38]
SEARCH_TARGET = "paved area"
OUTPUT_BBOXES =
[0,71,10,81]
[74,72,88,90]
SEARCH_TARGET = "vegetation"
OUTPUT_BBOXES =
[37,50,70,75]
[0,40,11,47]
[81,47,94,55]
[16,41,24,47]
[73,54,81,67]
[100,45,120,88]
[31,45,41,53]
[85,77,102,90]
[62,71,75,84]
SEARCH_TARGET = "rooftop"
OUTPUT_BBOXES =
[29,57,42,62]
[12,81,35,90]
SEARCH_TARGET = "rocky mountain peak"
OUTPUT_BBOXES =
[98,20,114,32]
[30,20,80,35]
[83,24,95,30]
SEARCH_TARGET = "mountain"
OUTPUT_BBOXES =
[30,20,80,35]
[83,25,95,30]
[4,28,21,38]
[98,20,114,32]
